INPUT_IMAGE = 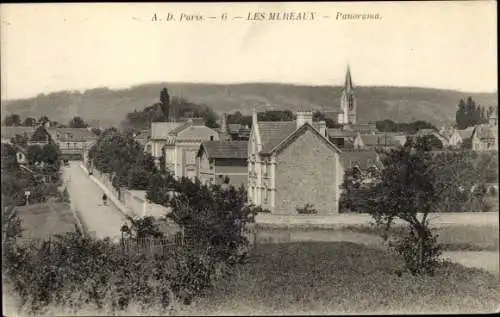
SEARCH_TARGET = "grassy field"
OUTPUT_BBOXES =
[15,200,78,240]
[180,242,499,315]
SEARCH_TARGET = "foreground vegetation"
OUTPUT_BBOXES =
[4,241,498,316]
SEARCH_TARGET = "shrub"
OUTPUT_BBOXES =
[388,227,443,275]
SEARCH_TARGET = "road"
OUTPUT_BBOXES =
[62,162,127,241]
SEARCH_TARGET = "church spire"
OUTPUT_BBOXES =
[344,64,354,93]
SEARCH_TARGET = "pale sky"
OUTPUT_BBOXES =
[1,1,497,100]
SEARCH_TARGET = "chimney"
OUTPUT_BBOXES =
[296,111,313,129]
[318,120,327,137]
[221,113,227,133]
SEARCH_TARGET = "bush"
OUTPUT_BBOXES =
[3,231,233,313]
[388,227,443,275]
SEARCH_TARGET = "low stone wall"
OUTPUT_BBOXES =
[255,212,499,228]
[89,168,169,219]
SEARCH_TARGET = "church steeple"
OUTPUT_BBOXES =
[340,64,356,124]
[344,64,354,93]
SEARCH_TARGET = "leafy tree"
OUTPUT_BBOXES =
[38,116,49,123]
[4,114,21,126]
[364,137,443,275]
[68,116,88,128]
[10,133,29,148]
[23,117,37,127]
[40,143,61,166]
[31,126,51,142]
[27,145,44,164]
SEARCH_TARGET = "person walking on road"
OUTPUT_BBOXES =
[102,193,108,206]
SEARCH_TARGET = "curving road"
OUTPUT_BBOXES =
[62,162,127,241]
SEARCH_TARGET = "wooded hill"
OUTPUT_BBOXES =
[2,83,497,128]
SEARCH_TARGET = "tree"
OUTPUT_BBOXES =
[68,116,88,128]
[364,138,443,275]
[4,114,21,126]
[455,98,467,129]
[26,145,43,164]
[10,133,29,148]
[38,116,49,124]
[40,143,61,165]
[23,117,37,127]
[160,88,170,121]
[31,126,51,142]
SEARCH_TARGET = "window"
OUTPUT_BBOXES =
[210,136,214,141]
[264,185,269,203]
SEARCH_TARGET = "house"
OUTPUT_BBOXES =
[196,140,248,188]
[410,129,448,149]
[343,123,378,134]
[472,124,498,151]
[439,127,462,148]
[327,129,358,149]
[158,118,221,180]
[145,121,185,161]
[248,110,342,215]
[340,150,383,171]
[48,128,97,159]
[29,125,53,146]
[359,133,407,149]
[219,113,251,141]
[457,126,475,149]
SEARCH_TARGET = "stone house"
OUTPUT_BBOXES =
[248,110,341,215]
[196,140,248,188]
[158,118,220,180]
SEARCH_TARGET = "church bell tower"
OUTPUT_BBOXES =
[340,65,357,124]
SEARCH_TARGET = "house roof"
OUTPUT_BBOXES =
[175,125,219,141]
[457,127,475,140]
[473,124,497,140]
[327,129,358,138]
[227,124,242,134]
[47,128,97,142]
[340,150,382,170]
[200,141,248,159]
[257,120,327,154]
[1,126,35,140]
[360,134,402,146]
[268,122,340,155]
[150,122,185,139]
[258,121,297,154]
[415,129,437,137]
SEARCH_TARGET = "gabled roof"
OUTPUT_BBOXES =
[176,125,219,141]
[199,141,248,159]
[258,121,297,154]
[457,126,475,140]
[48,128,97,142]
[268,122,341,155]
[150,122,185,139]
[473,124,497,140]
[341,150,382,170]
[256,120,328,154]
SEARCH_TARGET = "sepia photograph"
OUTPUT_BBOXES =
[1,1,498,315]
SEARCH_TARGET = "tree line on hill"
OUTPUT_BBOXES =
[3,114,91,129]
[122,88,219,131]
[455,96,496,129]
